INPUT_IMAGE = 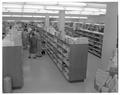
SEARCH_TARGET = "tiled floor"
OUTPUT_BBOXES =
[13,50,101,93]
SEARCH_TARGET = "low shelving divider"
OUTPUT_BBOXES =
[42,30,88,82]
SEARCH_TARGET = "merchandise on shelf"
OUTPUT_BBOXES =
[42,26,88,82]
[65,35,88,44]
[50,21,59,31]
[95,56,118,93]
[74,22,104,58]
[48,26,58,36]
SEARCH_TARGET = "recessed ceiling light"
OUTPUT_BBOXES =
[59,2,87,7]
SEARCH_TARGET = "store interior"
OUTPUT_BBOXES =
[2,1,118,93]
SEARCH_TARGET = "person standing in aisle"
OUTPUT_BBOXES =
[22,29,28,49]
[35,29,42,57]
[28,31,37,59]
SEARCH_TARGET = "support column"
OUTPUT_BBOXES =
[58,10,65,37]
[45,14,49,31]
[100,2,118,70]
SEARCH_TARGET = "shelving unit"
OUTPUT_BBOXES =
[41,28,88,82]
[75,22,104,58]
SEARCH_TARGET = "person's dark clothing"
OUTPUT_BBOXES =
[29,35,37,54]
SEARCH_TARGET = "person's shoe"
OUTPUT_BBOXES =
[36,55,42,57]
[28,56,31,59]
[33,57,36,59]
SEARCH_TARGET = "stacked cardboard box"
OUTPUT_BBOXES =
[95,69,118,92]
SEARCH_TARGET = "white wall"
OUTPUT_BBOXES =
[78,15,105,24]
[99,2,118,70]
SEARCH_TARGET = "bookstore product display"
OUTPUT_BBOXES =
[3,26,23,88]
[41,26,88,82]
[74,22,105,58]
[50,21,105,58]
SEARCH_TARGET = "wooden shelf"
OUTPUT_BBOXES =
[42,30,88,82]
[75,29,103,58]
[77,28,104,35]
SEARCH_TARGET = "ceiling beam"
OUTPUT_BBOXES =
[3,12,105,17]
[2,17,45,21]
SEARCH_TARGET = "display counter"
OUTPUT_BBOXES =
[3,30,23,88]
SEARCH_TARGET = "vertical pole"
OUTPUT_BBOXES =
[45,14,49,32]
[58,10,65,38]
[101,2,118,70]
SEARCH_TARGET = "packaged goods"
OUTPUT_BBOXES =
[65,35,88,44]
[3,76,12,93]
[107,74,118,92]
[105,76,112,87]
[95,69,109,88]
[101,87,109,92]
[94,79,101,92]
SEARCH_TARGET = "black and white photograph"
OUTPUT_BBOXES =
[1,0,119,94]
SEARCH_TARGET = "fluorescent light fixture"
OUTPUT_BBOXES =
[22,15,33,17]
[92,11,106,15]
[99,9,106,13]
[33,20,44,22]
[3,2,24,5]
[86,23,91,24]
[97,11,106,14]
[21,20,30,22]
[23,9,38,12]
[79,17,88,19]
[65,11,80,14]
[33,16,45,18]
[26,2,57,5]
[37,10,59,13]
[49,16,59,18]
[65,7,83,11]
[7,20,15,21]
[84,8,99,12]
[65,16,79,19]
[81,11,93,15]
[37,9,48,13]
[65,16,88,19]
[12,15,22,17]
[45,6,64,10]
[59,2,87,7]
[24,5,44,9]
[3,15,12,17]
[90,12,100,15]
[47,10,59,13]
[3,4,22,8]
[87,3,106,9]
[6,8,22,12]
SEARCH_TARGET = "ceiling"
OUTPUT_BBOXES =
[2,2,107,19]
